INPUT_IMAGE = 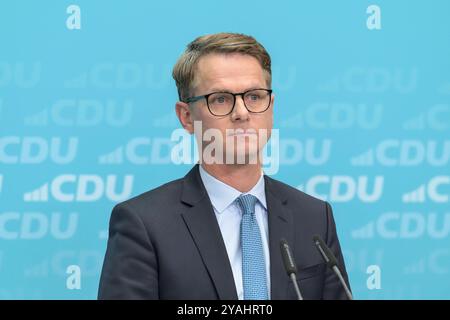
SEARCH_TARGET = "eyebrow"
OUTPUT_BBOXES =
[205,85,266,94]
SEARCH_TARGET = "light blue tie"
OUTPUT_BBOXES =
[236,194,268,300]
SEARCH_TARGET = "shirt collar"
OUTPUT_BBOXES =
[199,165,267,214]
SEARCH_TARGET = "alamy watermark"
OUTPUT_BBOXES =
[170,121,280,175]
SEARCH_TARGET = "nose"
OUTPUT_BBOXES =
[230,95,249,122]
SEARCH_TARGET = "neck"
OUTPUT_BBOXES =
[200,163,262,193]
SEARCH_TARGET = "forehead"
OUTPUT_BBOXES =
[193,53,267,92]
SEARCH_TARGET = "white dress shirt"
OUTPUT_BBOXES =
[198,165,271,300]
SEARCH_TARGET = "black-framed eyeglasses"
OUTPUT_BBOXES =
[185,88,273,116]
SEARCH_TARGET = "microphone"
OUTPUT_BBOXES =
[312,234,353,300]
[280,239,303,300]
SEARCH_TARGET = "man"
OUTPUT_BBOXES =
[98,32,351,300]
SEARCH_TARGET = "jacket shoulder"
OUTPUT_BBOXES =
[113,177,184,216]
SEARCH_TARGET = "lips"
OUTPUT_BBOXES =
[226,129,258,136]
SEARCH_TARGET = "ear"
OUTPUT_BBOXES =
[175,101,194,134]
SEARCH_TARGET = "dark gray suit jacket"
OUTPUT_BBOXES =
[98,164,351,299]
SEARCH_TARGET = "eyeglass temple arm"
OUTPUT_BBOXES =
[185,95,205,103]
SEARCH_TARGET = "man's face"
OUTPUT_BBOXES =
[183,52,274,164]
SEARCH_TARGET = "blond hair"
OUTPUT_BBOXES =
[172,32,272,102]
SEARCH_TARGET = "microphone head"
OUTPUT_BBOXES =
[280,238,297,275]
[312,234,338,268]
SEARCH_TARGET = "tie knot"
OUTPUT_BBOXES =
[236,194,258,216]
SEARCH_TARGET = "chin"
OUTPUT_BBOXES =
[224,146,260,165]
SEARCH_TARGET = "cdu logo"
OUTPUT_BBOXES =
[402,176,450,203]
[319,67,418,94]
[98,137,174,165]
[278,138,331,165]
[23,100,133,127]
[403,249,450,275]
[352,212,450,239]
[23,175,134,202]
[281,103,383,130]
[0,212,78,240]
[402,104,450,131]
[297,175,384,202]
[64,63,172,89]
[0,62,41,88]
[351,140,450,167]
[0,137,78,164]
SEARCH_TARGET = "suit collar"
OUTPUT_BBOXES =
[180,164,208,206]
[180,164,238,299]
[198,164,267,213]
[264,176,295,299]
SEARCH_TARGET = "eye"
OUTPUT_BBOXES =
[210,93,231,105]
[246,92,262,102]
[216,96,226,103]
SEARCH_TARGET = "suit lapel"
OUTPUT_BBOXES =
[180,165,238,300]
[265,176,295,300]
